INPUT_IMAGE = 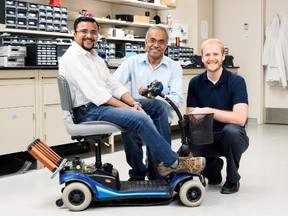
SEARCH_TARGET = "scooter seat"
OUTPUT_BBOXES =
[57,75,125,138]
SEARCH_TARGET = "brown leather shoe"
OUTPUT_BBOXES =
[177,155,206,174]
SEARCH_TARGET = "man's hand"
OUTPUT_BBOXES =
[187,104,248,126]
[187,107,210,115]
[127,101,144,112]
[138,86,155,99]
[186,107,211,122]
[133,103,144,111]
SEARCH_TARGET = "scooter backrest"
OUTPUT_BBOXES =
[57,75,73,114]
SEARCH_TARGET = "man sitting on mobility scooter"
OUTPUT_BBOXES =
[58,16,206,177]
[27,78,208,210]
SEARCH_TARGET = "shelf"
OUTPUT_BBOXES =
[0,24,144,43]
[95,17,168,43]
[0,24,73,38]
[95,17,154,28]
[101,36,145,42]
[98,0,172,10]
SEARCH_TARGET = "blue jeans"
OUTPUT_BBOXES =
[73,101,178,174]
[190,124,249,183]
[121,99,171,179]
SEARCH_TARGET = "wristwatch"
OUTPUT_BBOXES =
[133,102,142,107]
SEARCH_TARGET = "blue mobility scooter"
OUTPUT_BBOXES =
[27,78,212,211]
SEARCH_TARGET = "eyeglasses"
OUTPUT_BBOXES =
[147,38,167,46]
[75,29,98,36]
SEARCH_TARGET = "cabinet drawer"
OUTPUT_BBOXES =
[0,106,35,155]
[0,79,35,108]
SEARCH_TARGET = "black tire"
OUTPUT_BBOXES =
[62,182,92,211]
[55,198,63,207]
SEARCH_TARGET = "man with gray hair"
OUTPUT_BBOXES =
[114,25,183,180]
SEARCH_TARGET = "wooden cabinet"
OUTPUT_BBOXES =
[0,107,35,154]
[0,69,72,156]
[0,71,36,155]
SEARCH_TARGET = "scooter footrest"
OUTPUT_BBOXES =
[120,180,169,191]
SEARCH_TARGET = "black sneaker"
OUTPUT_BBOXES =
[221,181,240,194]
[208,158,224,185]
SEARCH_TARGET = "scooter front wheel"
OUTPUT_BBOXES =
[55,198,63,207]
[179,180,205,207]
[62,182,92,211]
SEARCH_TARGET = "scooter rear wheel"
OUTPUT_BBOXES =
[179,180,205,207]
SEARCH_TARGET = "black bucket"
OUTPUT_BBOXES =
[186,113,214,145]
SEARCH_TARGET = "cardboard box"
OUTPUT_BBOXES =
[133,15,149,24]
[160,0,178,7]
[101,27,124,38]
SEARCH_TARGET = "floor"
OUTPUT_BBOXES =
[1,122,288,216]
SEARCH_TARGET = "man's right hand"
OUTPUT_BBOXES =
[139,86,155,99]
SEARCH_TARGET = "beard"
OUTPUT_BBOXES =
[81,38,95,51]
[81,43,95,51]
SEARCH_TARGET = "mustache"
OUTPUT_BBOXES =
[150,46,162,51]
[83,37,95,42]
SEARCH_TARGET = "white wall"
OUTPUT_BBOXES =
[158,0,213,53]
[213,0,264,123]
[213,0,288,123]
[157,0,193,47]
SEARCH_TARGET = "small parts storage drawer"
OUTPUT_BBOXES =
[0,0,68,32]
[25,43,58,66]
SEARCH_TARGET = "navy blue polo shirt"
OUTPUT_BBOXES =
[186,68,248,132]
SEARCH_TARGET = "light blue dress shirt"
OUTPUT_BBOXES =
[113,53,183,122]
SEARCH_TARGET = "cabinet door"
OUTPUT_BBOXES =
[43,104,72,146]
[41,80,72,146]
[0,78,35,155]
[0,107,35,155]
